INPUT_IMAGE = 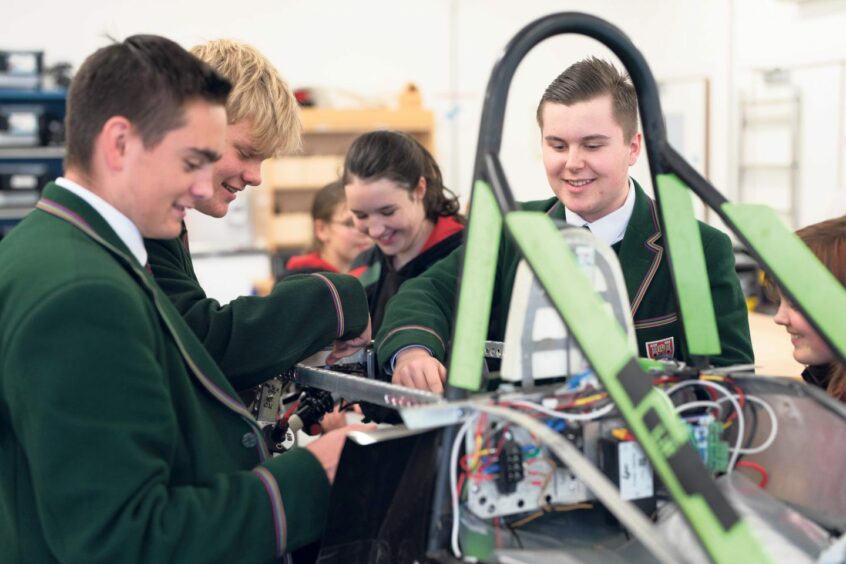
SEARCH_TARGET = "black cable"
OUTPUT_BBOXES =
[339,400,360,412]
[508,526,524,549]
[742,395,759,450]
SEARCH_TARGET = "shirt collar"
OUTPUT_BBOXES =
[564,177,636,246]
[55,177,148,267]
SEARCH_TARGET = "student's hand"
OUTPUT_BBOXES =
[325,316,371,365]
[304,423,376,483]
[392,347,447,393]
[319,404,348,432]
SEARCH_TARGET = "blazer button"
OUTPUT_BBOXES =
[241,432,258,448]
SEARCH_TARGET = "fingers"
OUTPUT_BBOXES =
[324,317,372,365]
[392,356,447,393]
[319,406,347,433]
[305,423,377,483]
[325,341,356,365]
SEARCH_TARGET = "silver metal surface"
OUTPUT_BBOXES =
[290,364,443,408]
[485,340,504,359]
[347,425,433,446]
[731,376,846,528]
[254,378,284,423]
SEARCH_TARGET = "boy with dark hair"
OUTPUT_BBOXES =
[377,57,753,392]
[0,35,354,562]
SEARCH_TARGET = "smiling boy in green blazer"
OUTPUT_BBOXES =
[0,35,358,563]
[377,57,753,393]
[145,40,369,390]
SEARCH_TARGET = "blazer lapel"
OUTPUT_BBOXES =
[546,186,663,320]
[39,183,136,261]
[36,183,270,460]
[617,181,663,319]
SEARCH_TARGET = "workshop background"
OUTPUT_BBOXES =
[4,0,846,376]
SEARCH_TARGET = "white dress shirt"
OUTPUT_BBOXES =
[55,177,148,267]
[564,177,636,246]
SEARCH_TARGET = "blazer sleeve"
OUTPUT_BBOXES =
[375,247,462,373]
[702,227,755,366]
[3,280,328,563]
[147,238,369,389]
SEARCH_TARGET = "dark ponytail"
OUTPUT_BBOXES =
[343,130,462,222]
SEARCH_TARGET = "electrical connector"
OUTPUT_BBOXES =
[496,440,524,494]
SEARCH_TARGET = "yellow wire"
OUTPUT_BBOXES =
[572,392,607,407]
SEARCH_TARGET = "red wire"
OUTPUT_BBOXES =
[736,460,769,488]
[722,376,746,422]
[496,401,546,419]
[456,473,466,499]
[653,376,679,386]
[279,400,298,424]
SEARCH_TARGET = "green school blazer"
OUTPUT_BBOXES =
[0,183,327,563]
[145,234,368,391]
[376,181,753,372]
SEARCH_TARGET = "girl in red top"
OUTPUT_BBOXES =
[344,130,465,332]
[284,180,372,277]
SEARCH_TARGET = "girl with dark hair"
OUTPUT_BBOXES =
[773,216,846,402]
[284,180,372,277]
[344,130,464,331]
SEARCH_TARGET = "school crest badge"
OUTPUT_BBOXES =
[645,337,675,360]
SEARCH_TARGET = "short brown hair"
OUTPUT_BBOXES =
[536,57,638,140]
[796,216,846,401]
[65,34,231,175]
[191,39,301,157]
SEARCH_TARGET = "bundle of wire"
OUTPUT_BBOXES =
[448,374,779,558]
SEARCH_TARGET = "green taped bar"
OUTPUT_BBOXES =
[723,202,846,358]
[504,212,630,377]
[506,212,769,564]
[655,173,721,356]
[447,180,503,391]
[627,386,768,563]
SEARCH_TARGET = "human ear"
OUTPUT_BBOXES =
[100,116,133,172]
[627,132,642,165]
[413,176,427,201]
[314,219,331,245]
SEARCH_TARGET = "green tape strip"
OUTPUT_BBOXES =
[447,180,503,391]
[656,173,721,356]
[506,212,769,563]
[723,202,846,358]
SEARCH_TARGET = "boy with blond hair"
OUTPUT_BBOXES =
[146,39,370,390]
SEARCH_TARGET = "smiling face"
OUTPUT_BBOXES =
[773,295,835,366]
[345,176,430,264]
[315,202,373,270]
[195,119,267,218]
[540,95,641,223]
[123,99,225,238]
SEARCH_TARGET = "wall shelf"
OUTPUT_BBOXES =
[252,85,435,251]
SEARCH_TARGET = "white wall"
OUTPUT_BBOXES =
[6,0,846,229]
